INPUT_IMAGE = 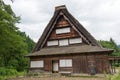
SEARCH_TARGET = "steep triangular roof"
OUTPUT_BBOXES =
[32,5,102,52]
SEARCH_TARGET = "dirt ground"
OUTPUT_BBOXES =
[10,76,106,80]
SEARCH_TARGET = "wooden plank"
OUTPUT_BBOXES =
[44,59,52,72]
[73,55,88,73]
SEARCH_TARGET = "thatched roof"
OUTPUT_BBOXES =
[32,5,102,52]
[26,45,113,57]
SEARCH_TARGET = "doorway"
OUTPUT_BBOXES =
[52,60,59,73]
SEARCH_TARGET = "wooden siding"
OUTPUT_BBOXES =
[44,59,52,71]
[48,27,80,40]
[95,54,110,73]
[42,15,91,48]
[29,53,111,74]
[59,67,72,72]
[73,54,88,73]
[56,16,70,27]
[45,16,82,47]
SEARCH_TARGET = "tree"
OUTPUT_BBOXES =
[110,38,119,52]
[99,38,120,56]
[0,0,35,71]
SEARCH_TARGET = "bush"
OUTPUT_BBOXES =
[112,63,120,67]
[0,67,6,76]
[0,67,26,80]
[0,67,18,76]
[0,76,4,80]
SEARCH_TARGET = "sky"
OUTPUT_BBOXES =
[4,0,120,44]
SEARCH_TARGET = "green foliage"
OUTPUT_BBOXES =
[0,67,18,76]
[0,67,26,80]
[99,38,120,56]
[114,73,120,80]
[118,45,120,48]
[0,0,35,73]
[17,31,35,53]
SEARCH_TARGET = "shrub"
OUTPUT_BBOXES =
[0,67,18,76]
[0,67,7,76]
[0,76,4,80]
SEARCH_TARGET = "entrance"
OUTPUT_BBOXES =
[52,60,59,73]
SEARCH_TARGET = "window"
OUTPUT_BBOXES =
[69,38,82,44]
[30,60,44,68]
[59,59,72,67]
[59,39,68,46]
[56,27,70,34]
[47,40,58,46]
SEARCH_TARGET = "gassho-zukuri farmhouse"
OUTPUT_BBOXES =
[26,5,114,75]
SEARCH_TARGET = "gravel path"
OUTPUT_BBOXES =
[11,76,106,80]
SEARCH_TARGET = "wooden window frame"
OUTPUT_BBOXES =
[59,59,72,67]
[56,27,70,34]
[59,39,69,46]
[30,60,44,68]
[69,38,82,44]
[47,40,58,46]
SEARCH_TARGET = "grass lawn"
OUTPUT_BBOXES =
[113,73,120,80]
[0,71,26,80]
[114,76,120,80]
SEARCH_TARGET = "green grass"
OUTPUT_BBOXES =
[114,76,120,80]
[113,73,120,80]
[0,71,26,80]
[107,67,120,80]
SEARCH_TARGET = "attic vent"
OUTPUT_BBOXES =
[55,5,66,10]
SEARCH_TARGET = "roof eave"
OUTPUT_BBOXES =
[26,49,114,57]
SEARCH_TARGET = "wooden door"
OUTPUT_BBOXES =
[52,61,59,73]
[73,55,88,73]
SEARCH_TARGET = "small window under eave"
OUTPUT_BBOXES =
[59,39,69,46]
[47,40,58,46]
[69,38,82,44]
[56,27,70,34]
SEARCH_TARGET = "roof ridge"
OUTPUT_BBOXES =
[55,5,66,10]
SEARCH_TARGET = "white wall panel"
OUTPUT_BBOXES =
[59,39,68,46]
[56,27,70,34]
[30,61,44,68]
[66,59,72,67]
[47,40,58,46]
[69,38,82,44]
[53,62,59,71]
[59,59,72,67]
[60,60,66,67]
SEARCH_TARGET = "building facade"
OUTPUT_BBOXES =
[27,5,113,74]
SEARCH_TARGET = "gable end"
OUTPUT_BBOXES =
[32,5,101,52]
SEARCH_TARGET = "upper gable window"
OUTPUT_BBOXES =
[56,27,70,34]
[47,40,58,46]
[69,38,82,44]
